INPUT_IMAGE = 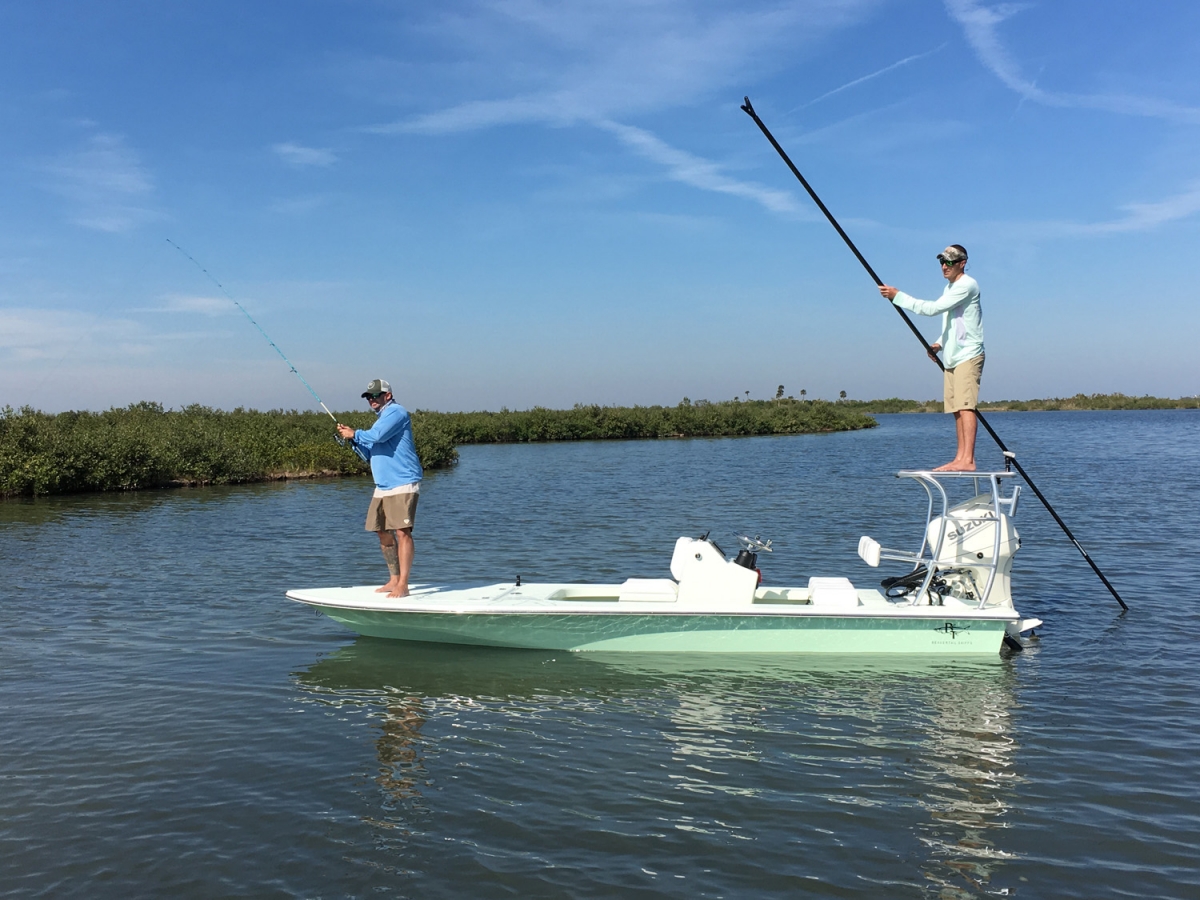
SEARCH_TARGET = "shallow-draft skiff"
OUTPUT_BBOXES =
[288,470,1042,655]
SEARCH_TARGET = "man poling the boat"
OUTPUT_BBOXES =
[336,379,423,599]
[740,95,1130,611]
[879,245,984,472]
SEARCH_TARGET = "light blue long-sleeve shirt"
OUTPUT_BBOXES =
[892,274,984,369]
[351,401,423,490]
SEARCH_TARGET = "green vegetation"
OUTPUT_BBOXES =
[978,393,1200,412]
[0,404,455,498]
[7,392,1189,497]
[422,398,873,444]
[0,399,875,498]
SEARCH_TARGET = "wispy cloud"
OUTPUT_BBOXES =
[370,1,880,133]
[0,308,151,361]
[272,142,337,167]
[946,0,1200,124]
[39,133,159,232]
[775,96,973,159]
[595,120,798,213]
[268,194,334,215]
[988,182,1200,239]
[361,1,881,212]
[791,44,948,111]
[1069,182,1200,235]
[135,295,236,316]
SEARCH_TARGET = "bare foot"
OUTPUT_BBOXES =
[375,577,399,594]
[387,585,410,599]
[936,460,976,472]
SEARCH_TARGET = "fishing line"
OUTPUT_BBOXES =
[740,96,1129,611]
[166,239,366,460]
[166,239,337,421]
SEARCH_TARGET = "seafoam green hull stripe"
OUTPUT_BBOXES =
[316,608,1007,654]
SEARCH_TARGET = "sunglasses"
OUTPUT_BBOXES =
[937,256,964,266]
[365,393,385,401]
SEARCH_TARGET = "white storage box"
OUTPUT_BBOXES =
[808,577,860,609]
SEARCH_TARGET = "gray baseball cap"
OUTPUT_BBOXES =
[362,378,391,397]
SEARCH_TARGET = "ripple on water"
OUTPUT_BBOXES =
[3,411,1200,898]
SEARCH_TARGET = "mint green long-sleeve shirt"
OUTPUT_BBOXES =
[891,274,984,369]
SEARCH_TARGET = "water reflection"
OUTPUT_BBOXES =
[374,696,427,809]
[916,664,1020,898]
[295,639,1024,895]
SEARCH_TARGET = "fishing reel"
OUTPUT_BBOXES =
[334,429,369,462]
[733,534,772,571]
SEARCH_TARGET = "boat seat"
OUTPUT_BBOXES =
[618,578,679,603]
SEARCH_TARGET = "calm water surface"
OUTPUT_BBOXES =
[2,411,1199,898]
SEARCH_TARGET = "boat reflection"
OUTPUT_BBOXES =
[912,663,1021,898]
[294,639,1024,896]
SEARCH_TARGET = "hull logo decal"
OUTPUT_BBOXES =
[933,621,971,639]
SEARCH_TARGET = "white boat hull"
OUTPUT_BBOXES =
[287,583,1016,655]
[288,471,1034,657]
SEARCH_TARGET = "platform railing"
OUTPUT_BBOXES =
[873,471,1020,608]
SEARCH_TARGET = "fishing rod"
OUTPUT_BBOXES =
[740,96,1129,612]
[166,239,366,461]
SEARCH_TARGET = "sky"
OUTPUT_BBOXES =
[2,0,1198,413]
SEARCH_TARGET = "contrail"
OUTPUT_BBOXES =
[791,44,948,111]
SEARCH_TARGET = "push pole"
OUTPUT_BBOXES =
[740,97,1128,611]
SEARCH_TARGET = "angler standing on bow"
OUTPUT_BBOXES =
[879,244,984,471]
[337,379,423,598]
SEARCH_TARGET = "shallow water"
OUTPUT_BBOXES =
[2,411,1199,898]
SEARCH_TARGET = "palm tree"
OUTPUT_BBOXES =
[800,389,807,400]
[776,385,785,400]
[839,390,847,401]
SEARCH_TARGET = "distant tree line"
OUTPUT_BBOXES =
[838,393,1200,413]
[424,398,871,446]
[5,392,1190,496]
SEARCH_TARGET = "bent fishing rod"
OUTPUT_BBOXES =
[166,239,366,461]
[740,96,1128,611]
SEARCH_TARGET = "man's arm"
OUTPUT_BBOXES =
[351,405,407,449]
[886,278,975,316]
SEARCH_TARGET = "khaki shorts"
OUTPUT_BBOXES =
[944,354,985,413]
[365,492,419,532]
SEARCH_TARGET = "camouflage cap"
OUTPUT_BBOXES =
[362,378,391,397]
[937,245,968,264]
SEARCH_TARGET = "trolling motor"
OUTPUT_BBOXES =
[733,534,773,584]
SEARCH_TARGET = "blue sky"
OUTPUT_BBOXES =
[2,0,1198,413]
